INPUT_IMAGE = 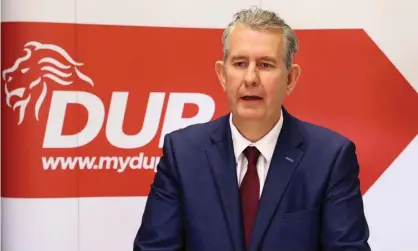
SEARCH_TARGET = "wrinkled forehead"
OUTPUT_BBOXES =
[228,25,286,61]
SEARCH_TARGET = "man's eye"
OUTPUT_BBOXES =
[259,63,272,68]
[234,62,246,67]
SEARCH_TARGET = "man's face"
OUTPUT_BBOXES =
[215,25,300,123]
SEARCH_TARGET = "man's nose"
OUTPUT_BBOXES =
[243,63,259,86]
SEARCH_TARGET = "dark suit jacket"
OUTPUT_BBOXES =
[133,107,371,251]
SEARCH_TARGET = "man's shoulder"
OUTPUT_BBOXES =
[290,116,358,172]
[163,114,228,148]
[293,115,354,150]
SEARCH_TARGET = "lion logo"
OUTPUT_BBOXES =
[2,41,94,125]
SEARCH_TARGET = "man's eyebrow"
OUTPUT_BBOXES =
[259,56,277,64]
[230,55,278,64]
[230,56,247,61]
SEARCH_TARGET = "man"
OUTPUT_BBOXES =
[133,7,371,251]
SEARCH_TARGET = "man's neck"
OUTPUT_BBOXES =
[232,114,280,142]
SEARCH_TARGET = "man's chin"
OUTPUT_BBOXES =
[235,110,265,121]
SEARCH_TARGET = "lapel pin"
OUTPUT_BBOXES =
[285,157,294,162]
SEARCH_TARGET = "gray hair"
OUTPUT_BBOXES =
[222,7,298,69]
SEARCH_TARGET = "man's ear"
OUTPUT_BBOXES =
[285,64,301,96]
[215,60,226,91]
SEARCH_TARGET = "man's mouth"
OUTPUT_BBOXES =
[241,95,262,101]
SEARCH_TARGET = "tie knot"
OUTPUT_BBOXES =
[244,146,260,165]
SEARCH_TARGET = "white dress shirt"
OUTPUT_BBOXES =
[229,109,284,197]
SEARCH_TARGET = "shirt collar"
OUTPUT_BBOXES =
[229,109,283,163]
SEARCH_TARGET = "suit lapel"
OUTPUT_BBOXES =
[205,114,245,251]
[249,108,305,251]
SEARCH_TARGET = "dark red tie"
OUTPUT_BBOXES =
[240,146,261,249]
